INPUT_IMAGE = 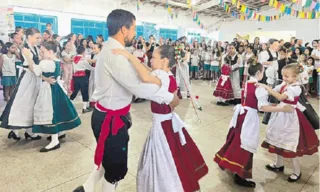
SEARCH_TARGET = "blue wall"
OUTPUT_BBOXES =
[13,12,178,42]
[14,12,58,34]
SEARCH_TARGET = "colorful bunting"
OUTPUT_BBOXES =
[137,0,140,11]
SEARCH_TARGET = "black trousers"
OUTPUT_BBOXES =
[70,76,89,102]
[259,67,268,84]
[91,108,132,183]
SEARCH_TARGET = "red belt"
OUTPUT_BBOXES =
[73,71,86,77]
[94,102,131,169]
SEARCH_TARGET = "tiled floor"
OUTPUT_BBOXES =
[0,80,319,192]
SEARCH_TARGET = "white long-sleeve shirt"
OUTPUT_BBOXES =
[91,37,173,110]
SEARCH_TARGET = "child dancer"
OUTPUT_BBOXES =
[258,64,319,182]
[190,49,200,79]
[61,41,75,94]
[306,57,315,95]
[0,42,17,101]
[22,41,81,152]
[213,56,234,106]
[88,43,102,107]
[112,44,208,192]
[210,47,221,83]
[214,61,295,188]
[70,46,94,113]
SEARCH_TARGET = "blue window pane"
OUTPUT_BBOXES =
[14,14,23,21]
[95,22,104,29]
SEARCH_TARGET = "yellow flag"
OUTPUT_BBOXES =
[299,12,305,19]
[280,4,285,12]
[232,0,237,5]
[241,5,246,13]
[273,0,278,8]
[261,16,266,21]
[237,0,240,9]
[168,7,171,13]
[269,0,274,6]
[308,12,312,19]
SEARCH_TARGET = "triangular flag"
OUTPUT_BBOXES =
[308,12,312,19]
[232,0,237,5]
[305,0,312,8]
[299,11,305,18]
[312,11,315,19]
[280,4,285,12]
[310,1,317,10]
[241,5,246,13]
[273,0,278,8]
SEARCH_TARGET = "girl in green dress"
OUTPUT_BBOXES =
[22,41,81,152]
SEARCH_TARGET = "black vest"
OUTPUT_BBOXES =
[21,43,40,65]
[230,54,238,65]
[267,49,278,62]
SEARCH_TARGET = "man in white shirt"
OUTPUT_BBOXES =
[311,40,320,93]
[258,39,279,84]
[74,9,179,192]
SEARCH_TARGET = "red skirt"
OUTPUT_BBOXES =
[214,111,254,179]
[161,120,208,192]
[261,109,319,158]
[213,77,234,100]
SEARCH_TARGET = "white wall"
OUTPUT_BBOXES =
[218,8,320,43]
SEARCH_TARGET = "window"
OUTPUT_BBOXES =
[14,12,58,34]
[187,32,201,43]
[136,25,144,39]
[159,29,178,41]
[71,19,108,41]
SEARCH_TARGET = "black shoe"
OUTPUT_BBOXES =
[217,101,223,106]
[134,98,146,103]
[265,164,285,172]
[220,102,229,106]
[8,131,21,141]
[82,108,92,114]
[234,174,256,188]
[24,132,42,140]
[47,134,66,141]
[287,173,301,182]
[73,186,85,192]
[39,143,60,153]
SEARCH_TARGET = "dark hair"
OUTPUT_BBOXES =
[43,30,51,35]
[25,27,40,39]
[1,42,13,54]
[97,34,104,42]
[15,26,23,33]
[158,45,175,68]
[307,57,315,66]
[0,40,4,48]
[52,34,59,40]
[295,47,301,54]
[312,40,319,45]
[77,46,85,54]
[94,43,102,50]
[107,9,136,36]
[269,38,279,45]
[247,60,263,76]
[42,41,57,53]
[137,43,143,50]
[67,33,75,41]
[212,48,221,57]
[46,23,52,26]
[10,32,19,39]
[87,35,94,42]
[80,39,87,47]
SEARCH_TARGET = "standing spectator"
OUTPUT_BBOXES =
[46,23,54,35]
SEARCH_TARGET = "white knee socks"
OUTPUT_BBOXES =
[102,179,116,192]
[275,155,284,167]
[291,158,301,176]
[45,134,59,149]
[83,166,105,192]
[82,102,88,110]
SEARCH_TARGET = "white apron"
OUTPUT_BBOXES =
[137,112,186,192]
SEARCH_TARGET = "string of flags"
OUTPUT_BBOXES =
[186,1,208,31]
[269,0,320,19]
[220,0,319,22]
[137,0,140,11]
[291,0,320,11]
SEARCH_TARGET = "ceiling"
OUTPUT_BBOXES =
[139,0,292,19]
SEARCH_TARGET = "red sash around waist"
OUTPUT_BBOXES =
[73,71,86,77]
[94,102,131,169]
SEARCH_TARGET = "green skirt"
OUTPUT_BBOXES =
[33,83,81,134]
[239,67,244,76]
